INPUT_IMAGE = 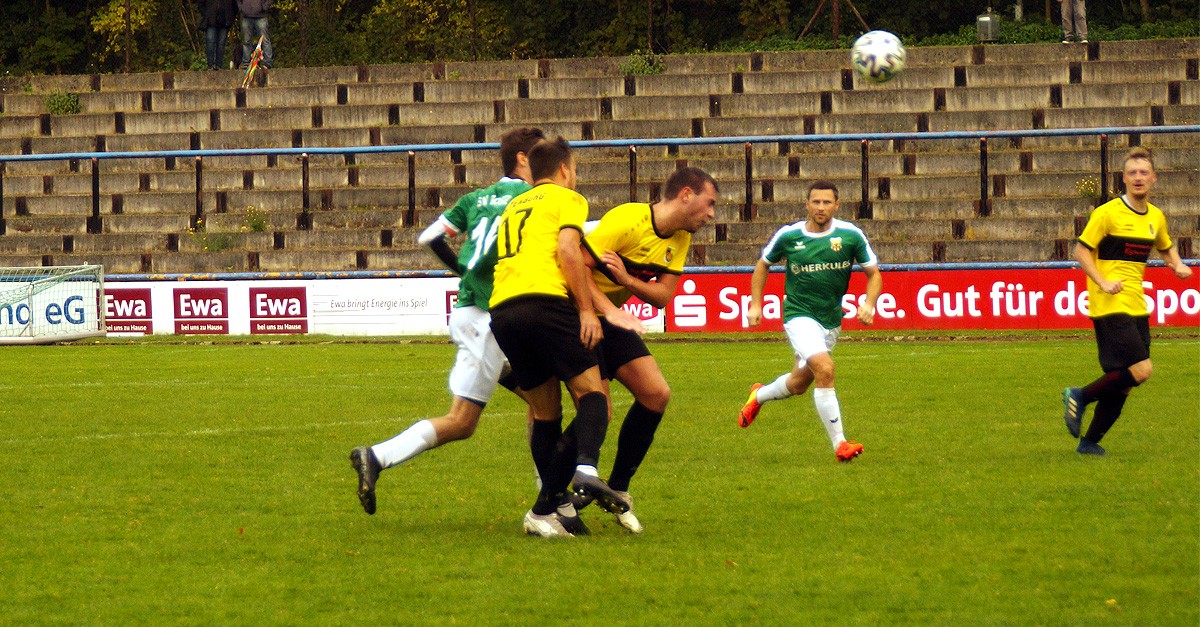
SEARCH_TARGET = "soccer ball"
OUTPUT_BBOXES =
[851,30,906,83]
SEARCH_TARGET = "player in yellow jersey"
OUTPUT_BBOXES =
[488,137,642,537]
[564,167,717,534]
[1062,147,1193,455]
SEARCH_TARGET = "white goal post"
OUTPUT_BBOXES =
[0,264,106,345]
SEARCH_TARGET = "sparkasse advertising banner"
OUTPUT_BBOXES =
[666,267,1200,333]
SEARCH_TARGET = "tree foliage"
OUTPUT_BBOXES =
[91,0,158,67]
[0,0,1192,76]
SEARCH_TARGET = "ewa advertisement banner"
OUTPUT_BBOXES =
[105,277,460,336]
[103,267,1198,337]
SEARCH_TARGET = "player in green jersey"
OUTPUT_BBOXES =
[349,127,544,515]
[738,180,882,462]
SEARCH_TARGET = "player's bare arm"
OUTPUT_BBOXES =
[1074,242,1123,295]
[559,227,603,349]
[580,245,646,334]
[584,277,647,335]
[1160,246,1193,279]
[857,264,883,325]
[600,251,680,309]
[747,259,772,327]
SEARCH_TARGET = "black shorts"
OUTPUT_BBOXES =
[1092,314,1151,372]
[598,317,652,380]
[490,295,599,391]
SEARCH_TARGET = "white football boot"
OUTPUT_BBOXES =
[609,491,644,535]
[523,509,574,538]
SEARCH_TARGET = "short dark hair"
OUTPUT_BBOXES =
[499,127,545,176]
[1124,146,1154,170]
[528,137,572,182]
[664,167,718,200]
[807,180,839,200]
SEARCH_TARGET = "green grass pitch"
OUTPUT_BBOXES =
[1,335,1196,624]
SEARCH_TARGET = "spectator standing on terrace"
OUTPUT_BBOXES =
[1058,0,1088,43]
[348,127,544,516]
[199,0,238,70]
[1061,147,1192,456]
[737,180,882,463]
[237,0,274,69]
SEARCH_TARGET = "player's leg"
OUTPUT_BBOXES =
[369,306,502,462]
[1076,317,1151,455]
[1065,315,1149,445]
[369,398,485,469]
[600,322,666,491]
[608,355,668,490]
[513,299,627,512]
[490,296,587,536]
[350,307,503,514]
[561,365,626,505]
[494,326,574,535]
[520,378,576,536]
[589,355,666,534]
[804,351,849,451]
[789,319,860,461]
[426,306,509,444]
[740,317,823,427]
[351,396,485,514]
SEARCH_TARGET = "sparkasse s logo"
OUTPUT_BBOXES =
[250,286,308,334]
[671,279,707,328]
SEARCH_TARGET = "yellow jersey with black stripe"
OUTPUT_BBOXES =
[1078,196,1172,318]
[489,183,589,308]
[584,202,690,307]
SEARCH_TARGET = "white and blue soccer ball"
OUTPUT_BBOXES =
[851,30,906,83]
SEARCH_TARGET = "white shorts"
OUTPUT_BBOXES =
[784,316,840,366]
[447,306,507,404]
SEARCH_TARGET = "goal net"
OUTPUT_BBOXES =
[0,264,106,344]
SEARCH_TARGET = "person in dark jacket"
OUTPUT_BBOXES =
[199,0,238,70]
[237,0,274,69]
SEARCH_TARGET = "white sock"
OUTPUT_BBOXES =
[756,373,793,404]
[812,387,846,450]
[372,419,438,469]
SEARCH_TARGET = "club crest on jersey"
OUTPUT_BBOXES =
[830,237,843,252]
[664,248,674,263]
[1148,224,1155,236]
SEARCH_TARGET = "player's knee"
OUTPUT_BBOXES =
[441,413,479,441]
[810,363,835,386]
[1130,360,1152,384]
[639,383,670,413]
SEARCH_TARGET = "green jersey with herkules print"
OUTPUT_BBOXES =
[438,177,531,310]
[760,218,878,329]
